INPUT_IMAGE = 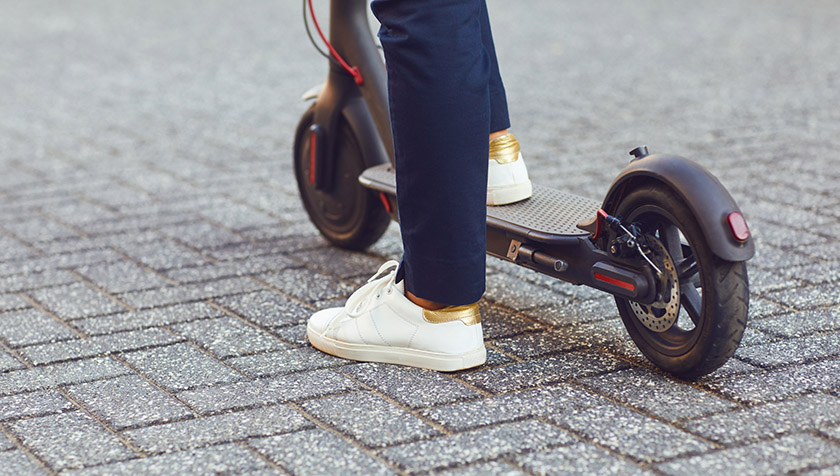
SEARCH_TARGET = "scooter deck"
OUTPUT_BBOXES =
[359,164,600,244]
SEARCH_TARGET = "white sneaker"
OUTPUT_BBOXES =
[306,261,486,372]
[487,132,533,206]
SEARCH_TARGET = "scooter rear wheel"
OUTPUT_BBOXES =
[613,185,749,378]
[293,105,390,250]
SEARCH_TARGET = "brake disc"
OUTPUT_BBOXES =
[629,236,680,332]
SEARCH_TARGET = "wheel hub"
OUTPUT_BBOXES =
[629,236,680,332]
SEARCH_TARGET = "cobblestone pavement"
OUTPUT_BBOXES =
[1,0,839,474]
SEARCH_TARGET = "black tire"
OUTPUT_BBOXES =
[293,105,390,250]
[613,185,749,379]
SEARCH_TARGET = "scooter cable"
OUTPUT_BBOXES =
[305,0,365,86]
[302,0,335,64]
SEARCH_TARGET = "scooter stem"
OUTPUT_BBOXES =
[329,0,394,162]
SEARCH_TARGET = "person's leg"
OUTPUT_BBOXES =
[480,0,532,206]
[372,0,490,307]
[480,0,511,137]
[306,0,489,372]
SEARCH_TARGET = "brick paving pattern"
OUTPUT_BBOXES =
[1,0,839,474]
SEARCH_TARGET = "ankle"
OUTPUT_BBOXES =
[489,129,509,142]
[405,289,447,310]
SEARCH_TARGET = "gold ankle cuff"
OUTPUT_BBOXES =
[489,133,520,164]
[423,303,481,325]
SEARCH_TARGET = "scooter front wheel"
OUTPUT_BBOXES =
[613,185,749,378]
[293,105,390,250]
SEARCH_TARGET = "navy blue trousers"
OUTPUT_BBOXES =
[371,0,510,306]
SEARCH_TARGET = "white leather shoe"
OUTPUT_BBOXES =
[307,261,486,372]
[487,133,532,206]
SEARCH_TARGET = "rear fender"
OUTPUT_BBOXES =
[602,154,754,262]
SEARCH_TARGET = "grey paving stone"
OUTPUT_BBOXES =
[421,384,607,432]
[66,375,193,430]
[479,302,543,339]
[0,249,122,278]
[203,241,295,262]
[198,205,277,231]
[748,268,804,294]
[73,302,225,335]
[0,269,78,294]
[801,465,840,476]
[657,433,840,476]
[459,352,630,394]
[249,428,394,476]
[484,273,567,310]
[785,260,840,285]
[20,328,182,365]
[215,290,311,329]
[0,450,45,475]
[123,405,313,454]
[550,403,713,463]
[121,343,242,392]
[273,323,309,346]
[580,367,740,421]
[8,411,134,471]
[738,325,777,347]
[176,368,358,414]
[750,308,840,338]
[75,261,170,294]
[764,285,840,311]
[751,243,818,270]
[748,297,790,319]
[157,220,248,250]
[0,432,15,452]
[0,349,25,372]
[695,358,762,383]
[164,254,296,284]
[0,357,130,396]
[735,331,840,368]
[28,283,125,320]
[258,268,355,303]
[0,390,73,422]
[172,316,288,358]
[491,331,580,358]
[226,347,344,378]
[683,393,840,445]
[294,247,389,279]
[0,235,38,262]
[705,359,840,404]
[117,240,210,271]
[380,420,576,473]
[341,362,480,409]
[63,443,269,476]
[301,391,439,448]
[521,297,621,327]
[0,293,28,312]
[435,461,528,476]
[821,424,840,441]
[1,215,80,244]
[119,277,264,309]
[0,308,76,347]
[517,442,653,476]
[484,347,516,367]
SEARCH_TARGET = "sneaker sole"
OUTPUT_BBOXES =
[307,324,486,372]
[487,181,533,206]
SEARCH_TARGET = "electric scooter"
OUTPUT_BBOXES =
[292,0,754,378]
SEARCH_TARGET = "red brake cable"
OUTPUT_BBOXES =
[306,0,364,86]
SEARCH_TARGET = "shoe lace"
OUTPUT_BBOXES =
[345,260,399,317]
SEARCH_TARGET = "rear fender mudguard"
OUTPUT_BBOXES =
[602,154,755,262]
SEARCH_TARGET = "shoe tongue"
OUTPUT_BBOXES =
[394,279,405,293]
